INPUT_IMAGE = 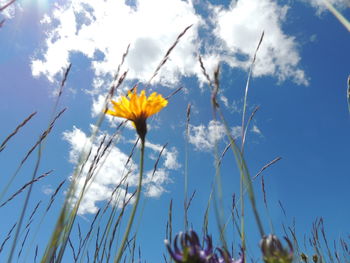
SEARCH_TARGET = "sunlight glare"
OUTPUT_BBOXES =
[20,0,50,12]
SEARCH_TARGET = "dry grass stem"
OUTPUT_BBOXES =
[20,108,66,167]
[0,0,16,12]
[46,179,66,212]
[0,111,37,153]
[253,157,282,180]
[148,25,192,84]
[165,86,183,100]
[0,170,52,208]
[151,142,168,179]
[0,223,16,253]
[58,63,72,97]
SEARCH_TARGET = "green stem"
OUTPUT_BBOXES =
[184,114,189,231]
[114,138,145,263]
[218,109,265,239]
[240,167,245,252]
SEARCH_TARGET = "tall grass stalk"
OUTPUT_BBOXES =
[184,103,191,231]
[166,199,173,263]
[200,62,228,252]
[114,139,145,263]
[199,54,230,253]
[347,75,350,113]
[221,157,281,237]
[239,31,264,253]
[218,106,265,236]
[202,186,213,238]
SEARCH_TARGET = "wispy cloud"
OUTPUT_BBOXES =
[304,0,349,13]
[251,124,262,136]
[41,185,54,195]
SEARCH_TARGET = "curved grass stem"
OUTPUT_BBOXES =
[218,108,265,240]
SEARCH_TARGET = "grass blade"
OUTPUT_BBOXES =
[323,0,350,32]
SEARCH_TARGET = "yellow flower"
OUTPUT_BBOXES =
[106,89,168,140]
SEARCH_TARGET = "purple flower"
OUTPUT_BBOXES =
[165,230,243,263]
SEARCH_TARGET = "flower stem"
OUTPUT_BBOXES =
[114,138,145,263]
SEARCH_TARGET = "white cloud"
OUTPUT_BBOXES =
[144,184,165,198]
[31,0,202,88]
[163,147,181,170]
[31,0,309,92]
[188,120,245,152]
[42,185,54,195]
[91,94,106,117]
[219,94,242,113]
[143,169,171,198]
[188,122,215,151]
[188,120,226,151]
[62,126,178,214]
[213,0,309,85]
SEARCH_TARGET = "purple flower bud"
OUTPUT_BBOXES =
[260,234,293,263]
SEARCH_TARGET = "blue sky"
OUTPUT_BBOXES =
[1,0,350,262]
